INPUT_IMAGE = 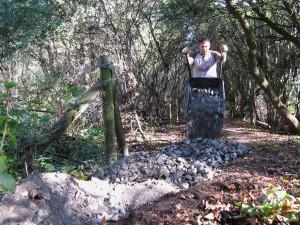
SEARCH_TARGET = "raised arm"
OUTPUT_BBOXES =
[182,47,195,65]
[211,44,228,63]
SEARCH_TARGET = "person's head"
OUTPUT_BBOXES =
[198,37,211,55]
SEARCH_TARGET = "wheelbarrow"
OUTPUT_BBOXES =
[184,77,225,139]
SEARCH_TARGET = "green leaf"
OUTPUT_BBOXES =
[266,189,277,196]
[0,115,6,126]
[4,81,16,90]
[242,204,257,217]
[40,115,50,123]
[246,208,257,217]
[261,204,272,216]
[0,155,8,173]
[242,203,251,209]
[64,86,83,97]
[282,193,295,200]
[0,172,16,193]
[44,163,55,172]
[9,135,17,148]
[288,213,299,222]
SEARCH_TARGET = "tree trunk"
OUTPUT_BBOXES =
[249,81,256,126]
[226,0,300,134]
[100,56,117,163]
[168,97,172,126]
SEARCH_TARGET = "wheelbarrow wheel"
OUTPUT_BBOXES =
[185,77,225,139]
[187,111,224,139]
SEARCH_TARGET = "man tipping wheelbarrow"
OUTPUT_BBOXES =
[182,37,229,138]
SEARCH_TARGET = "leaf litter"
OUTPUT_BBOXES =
[1,119,300,225]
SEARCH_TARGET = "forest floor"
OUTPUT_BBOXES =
[109,119,300,225]
[1,119,300,225]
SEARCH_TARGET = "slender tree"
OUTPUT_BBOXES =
[226,0,300,133]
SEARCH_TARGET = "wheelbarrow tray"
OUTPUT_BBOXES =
[188,77,224,90]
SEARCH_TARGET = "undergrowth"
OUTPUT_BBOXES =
[238,184,300,225]
[0,81,107,192]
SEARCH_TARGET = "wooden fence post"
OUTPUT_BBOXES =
[100,56,117,163]
[113,80,129,156]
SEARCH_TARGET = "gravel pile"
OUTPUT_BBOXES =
[0,138,251,225]
[95,138,251,189]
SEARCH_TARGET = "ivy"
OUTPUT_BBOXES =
[241,188,300,224]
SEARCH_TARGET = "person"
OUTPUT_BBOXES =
[182,37,228,77]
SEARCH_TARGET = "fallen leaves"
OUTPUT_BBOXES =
[107,120,300,225]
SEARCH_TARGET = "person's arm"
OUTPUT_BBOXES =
[182,47,194,65]
[186,54,195,65]
[211,44,228,63]
[220,51,227,63]
[220,44,228,63]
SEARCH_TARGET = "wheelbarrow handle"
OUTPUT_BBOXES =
[186,53,192,79]
[219,62,223,79]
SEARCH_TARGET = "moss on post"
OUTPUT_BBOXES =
[100,56,117,163]
[113,80,129,156]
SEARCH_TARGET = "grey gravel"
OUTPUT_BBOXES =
[0,138,251,225]
[95,138,251,189]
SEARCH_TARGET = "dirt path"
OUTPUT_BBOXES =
[1,119,299,225]
[110,119,300,225]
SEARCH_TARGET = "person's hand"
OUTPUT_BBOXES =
[220,43,228,53]
[182,47,189,54]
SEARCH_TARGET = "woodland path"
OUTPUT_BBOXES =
[109,119,300,225]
